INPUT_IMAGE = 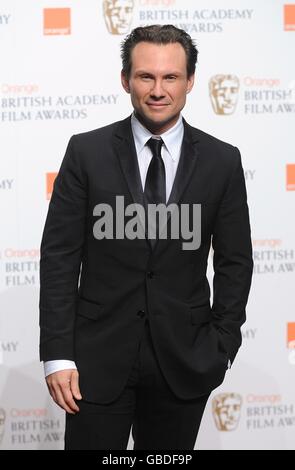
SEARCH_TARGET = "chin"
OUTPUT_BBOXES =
[146,110,173,122]
[148,116,171,128]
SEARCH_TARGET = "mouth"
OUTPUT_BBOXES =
[146,103,169,109]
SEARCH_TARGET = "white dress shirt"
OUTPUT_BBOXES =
[131,111,184,202]
[43,112,231,376]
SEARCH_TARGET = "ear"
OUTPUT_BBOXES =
[186,73,195,94]
[121,70,130,94]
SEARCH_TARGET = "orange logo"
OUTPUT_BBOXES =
[43,8,71,35]
[286,164,295,190]
[287,323,295,348]
[46,173,57,200]
[284,5,295,31]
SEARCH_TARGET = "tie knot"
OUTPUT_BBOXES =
[146,137,163,159]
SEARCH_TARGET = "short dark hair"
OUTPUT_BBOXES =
[120,24,198,79]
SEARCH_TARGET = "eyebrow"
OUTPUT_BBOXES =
[134,70,182,76]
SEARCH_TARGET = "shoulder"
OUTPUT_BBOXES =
[69,117,125,149]
[186,120,237,152]
[58,118,127,172]
[185,120,242,171]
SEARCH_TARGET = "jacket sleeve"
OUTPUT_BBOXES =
[39,135,88,361]
[211,146,253,365]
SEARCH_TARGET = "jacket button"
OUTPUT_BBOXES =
[137,310,145,318]
[147,271,154,279]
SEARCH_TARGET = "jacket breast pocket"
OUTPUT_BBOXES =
[190,304,212,325]
[76,297,105,321]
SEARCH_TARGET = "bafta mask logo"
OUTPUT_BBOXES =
[103,0,134,35]
[212,393,242,431]
[0,408,6,445]
[209,74,240,115]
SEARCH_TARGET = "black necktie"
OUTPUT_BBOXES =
[144,137,166,205]
[144,137,166,246]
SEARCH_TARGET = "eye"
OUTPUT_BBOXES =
[165,76,177,81]
[140,75,152,81]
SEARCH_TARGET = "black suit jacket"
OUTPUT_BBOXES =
[39,114,253,403]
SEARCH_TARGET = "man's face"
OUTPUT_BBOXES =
[213,78,239,115]
[121,42,194,133]
[104,0,133,35]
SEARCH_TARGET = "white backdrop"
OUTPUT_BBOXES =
[0,0,294,450]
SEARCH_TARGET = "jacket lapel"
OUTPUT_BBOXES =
[156,117,200,250]
[112,115,200,250]
[167,117,200,206]
[113,115,150,246]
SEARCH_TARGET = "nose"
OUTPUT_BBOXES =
[119,8,126,21]
[150,79,165,98]
[224,87,231,101]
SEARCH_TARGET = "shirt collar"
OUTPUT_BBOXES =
[131,111,184,162]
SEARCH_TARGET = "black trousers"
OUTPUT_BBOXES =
[65,319,210,450]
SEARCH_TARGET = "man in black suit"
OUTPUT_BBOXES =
[39,24,253,450]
